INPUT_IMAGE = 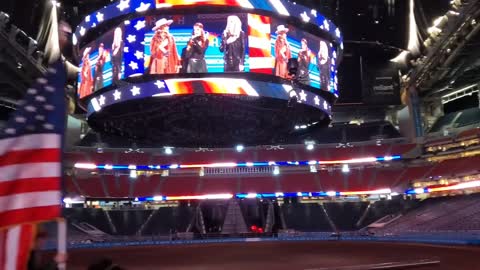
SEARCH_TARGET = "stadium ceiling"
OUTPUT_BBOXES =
[406,0,480,99]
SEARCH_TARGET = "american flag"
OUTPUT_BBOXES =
[0,60,66,269]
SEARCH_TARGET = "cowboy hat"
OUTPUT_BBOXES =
[83,47,92,57]
[275,25,289,34]
[152,18,173,31]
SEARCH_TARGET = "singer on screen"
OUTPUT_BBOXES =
[274,25,291,79]
[220,15,245,72]
[149,18,180,74]
[297,38,311,85]
[318,40,331,90]
[184,22,209,73]
[79,47,93,98]
[94,43,108,91]
[111,27,124,84]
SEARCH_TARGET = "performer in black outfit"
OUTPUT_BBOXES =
[185,22,209,73]
[94,43,107,91]
[297,38,311,85]
[220,15,245,72]
[317,40,331,91]
[111,27,124,84]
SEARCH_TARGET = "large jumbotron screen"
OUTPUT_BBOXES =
[77,12,337,99]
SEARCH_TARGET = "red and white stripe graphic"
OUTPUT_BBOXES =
[248,14,274,74]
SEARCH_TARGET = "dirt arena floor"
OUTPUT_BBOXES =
[67,241,480,270]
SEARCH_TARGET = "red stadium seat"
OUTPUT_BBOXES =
[238,176,278,193]
[64,175,81,196]
[75,175,106,197]
[160,176,201,196]
[131,175,162,197]
[279,174,321,192]
[198,177,237,194]
[103,175,131,198]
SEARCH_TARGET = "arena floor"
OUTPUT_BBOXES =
[67,241,480,270]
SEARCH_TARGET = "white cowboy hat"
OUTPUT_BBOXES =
[275,25,289,34]
[83,47,91,57]
[152,18,173,31]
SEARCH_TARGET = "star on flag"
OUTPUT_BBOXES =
[131,86,141,96]
[155,80,166,89]
[127,34,136,43]
[116,0,130,11]
[135,2,151,12]
[134,50,144,60]
[129,61,139,70]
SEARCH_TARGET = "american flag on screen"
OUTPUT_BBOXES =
[0,60,66,269]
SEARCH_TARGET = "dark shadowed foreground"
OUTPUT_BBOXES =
[67,241,480,270]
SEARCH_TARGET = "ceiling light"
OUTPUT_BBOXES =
[236,144,244,152]
[164,147,173,155]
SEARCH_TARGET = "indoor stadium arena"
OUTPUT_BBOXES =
[1,0,480,269]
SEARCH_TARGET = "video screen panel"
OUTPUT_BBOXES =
[78,26,125,99]
[77,12,336,99]
[247,14,334,91]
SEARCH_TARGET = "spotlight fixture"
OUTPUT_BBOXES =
[235,144,244,152]
[342,164,350,173]
[129,170,137,178]
[273,166,280,175]
[305,140,315,151]
[164,147,173,155]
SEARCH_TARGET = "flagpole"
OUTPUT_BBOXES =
[57,219,67,270]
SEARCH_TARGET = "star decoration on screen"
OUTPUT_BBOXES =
[25,106,36,112]
[323,101,329,110]
[72,34,77,45]
[311,9,317,17]
[134,20,146,31]
[5,128,15,135]
[85,15,90,22]
[43,123,54,130]
[335,27,341,38]
[99,95,106,106]
[79,27,86,36]
[134,50,144,59]
[333,51,337,59]
[96,12,104,23]
[116,0,130,11]
[27,88,37,95]
[124,20,131,25]
[136,2,151,12]
[131,86,141,96]
[154,80,166,89]
[314,96,320,106]
[92,23,97,28]
[323,20,330,31]
[124,47,129,53]
[300,12,310,22]
[15,116,26,123]
[127,34,136,43]
[113,90,122,100]
[129,61,139,70]
[299,90,307,101]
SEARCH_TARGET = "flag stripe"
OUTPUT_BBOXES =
[0,177,60,197]
[0,134,61,156]
[0,148,61,167]
[17,224,35,270]
[0,206,60,231]
[0,230,6,269]
[0,191,61,213]
[0,163,61,183]
[5,226,20,270]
